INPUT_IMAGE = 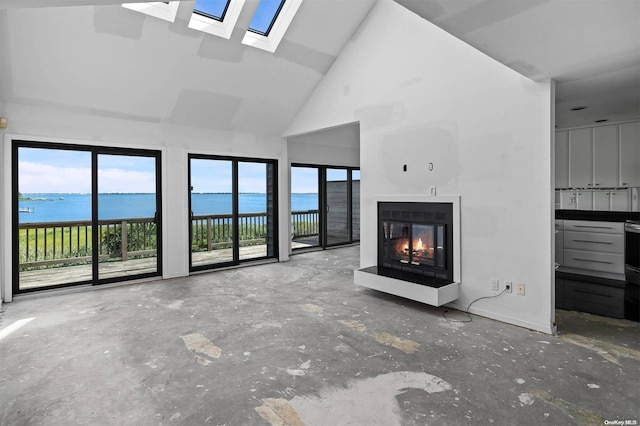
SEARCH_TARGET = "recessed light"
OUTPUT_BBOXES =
[571,106,588,111]
[595,119,608,123]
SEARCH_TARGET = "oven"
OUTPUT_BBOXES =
[624,221,640,321]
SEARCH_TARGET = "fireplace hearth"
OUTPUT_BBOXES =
[354,196,459,307]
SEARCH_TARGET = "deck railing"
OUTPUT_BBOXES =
[18,209,320,269]
[191,213,262,251]
[19,217,157,270]
[291,209,319,238]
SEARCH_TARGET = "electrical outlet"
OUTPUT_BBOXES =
[491,279,499,291]
[429,186,437,196]
[505,281,512,293]
[517,283,525,296]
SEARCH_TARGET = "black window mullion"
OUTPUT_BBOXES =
[11,142,19,296]
[188,157,193,270]
[154,151,163,277]
[232,161,240,263]
[347,169,353,244]
[91,150,99,284]
[319,167,327,249]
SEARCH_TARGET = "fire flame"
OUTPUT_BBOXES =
[399,236,432,256]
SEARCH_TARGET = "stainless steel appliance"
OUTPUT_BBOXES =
[624,221,640,321]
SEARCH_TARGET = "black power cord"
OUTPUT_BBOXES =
[442,287,508,323]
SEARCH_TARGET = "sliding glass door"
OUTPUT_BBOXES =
[15,146,94,290]
[189,158,235,267]
[291,166,320,249]
[325,168,350,246]
[290,164,359,251]
[13,141,162,293]
[189,154,278,271]
[97,153,160,281]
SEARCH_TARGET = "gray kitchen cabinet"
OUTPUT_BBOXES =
[593,124,619,188]
[569,128,593,188]
[555,220,564,266]
[556,120,639,191]
[555,130,569,189]
[558,220,625,281]
[619,121,640,187]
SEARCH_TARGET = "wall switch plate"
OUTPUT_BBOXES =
[491,279,499,291]
[505,281,512,293]
[429,186,437,196]
[517,283,525,296]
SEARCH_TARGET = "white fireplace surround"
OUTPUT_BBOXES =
[354,194,461,306]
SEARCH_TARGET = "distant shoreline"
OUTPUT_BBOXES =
[21,192,317,195]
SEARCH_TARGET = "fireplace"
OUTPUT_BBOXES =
[354,196,459,307]
[378,202,454,286]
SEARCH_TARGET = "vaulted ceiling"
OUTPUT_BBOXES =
[0,0,375,136]
[1,0,638,135]
[396,0,640,129]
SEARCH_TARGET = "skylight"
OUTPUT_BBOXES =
[122,1,180,22]
[194,0,231,21]
[241,0,302,52]
[188,0,246,40]
[248,0,286,36]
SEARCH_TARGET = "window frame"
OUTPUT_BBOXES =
[188,153,279,272]
[122,1,180,22]
[193,0,232,22]
[188,0,246,40]
[247,0,286,37]
[241,0,303,53]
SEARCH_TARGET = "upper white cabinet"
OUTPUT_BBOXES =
[555,130,569,188]
[556,120,640,189]
[620,121,640,187]
[593,124,619,187]
[568,128,593,188]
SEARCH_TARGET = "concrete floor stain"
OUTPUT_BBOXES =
[180,333,222,363]
[301,304,324,314]
[338,319,367,332]
[530,389,606,425]
[559,333,640,365]
[373,332,420,354]
[285,371,451,426]
[255,398,305,426]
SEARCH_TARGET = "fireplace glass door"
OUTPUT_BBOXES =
[382,221,446,273]
[384,221,410,264]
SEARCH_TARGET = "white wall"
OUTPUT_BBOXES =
[287,122,360,167]
[286,0,555,333]
[1,104,290,302]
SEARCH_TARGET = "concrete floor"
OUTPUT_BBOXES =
[0,246,638,425]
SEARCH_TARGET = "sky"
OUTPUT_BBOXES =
[194,0,283,34]
[18,148,157,194]
[18,148,353,194]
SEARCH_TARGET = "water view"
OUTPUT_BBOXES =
[18,193,319,223]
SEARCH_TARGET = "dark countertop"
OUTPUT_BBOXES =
[556,210,640,222]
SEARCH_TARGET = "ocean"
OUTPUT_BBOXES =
[18,193,318,223]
